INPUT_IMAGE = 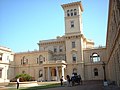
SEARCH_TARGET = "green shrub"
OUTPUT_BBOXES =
[15,73,33,82]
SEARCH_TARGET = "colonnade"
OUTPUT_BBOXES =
[42,65,66,81]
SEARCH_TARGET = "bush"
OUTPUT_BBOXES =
[15,73,33,82]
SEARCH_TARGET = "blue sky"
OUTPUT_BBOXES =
[0,0,109,52]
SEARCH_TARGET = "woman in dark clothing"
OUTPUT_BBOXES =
[60,76,63,86]
[66,75,71,86]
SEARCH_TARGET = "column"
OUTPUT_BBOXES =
[43,67,45,81]
[56,66,59,81]
[61,66,65,80]
[47,67,50,81]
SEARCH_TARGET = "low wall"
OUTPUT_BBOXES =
[8,81,38,87]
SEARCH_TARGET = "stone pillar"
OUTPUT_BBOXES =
[61,66,65,80]
[43,67,45,81]
[47,67,50,81]
[56,66,59,81]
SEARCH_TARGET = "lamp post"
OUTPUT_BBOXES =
[102,61,108,86]
[90,56,93,80]
[102,61,106,81]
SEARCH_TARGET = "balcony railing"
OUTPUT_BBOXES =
[43,60,66,64]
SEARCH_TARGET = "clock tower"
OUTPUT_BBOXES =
[61,1,83,35]
[61,1,85,79]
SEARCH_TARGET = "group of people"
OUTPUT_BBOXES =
[17,74,82,89]
[60,74,82,86]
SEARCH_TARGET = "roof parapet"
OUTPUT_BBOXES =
[61,1,83,12]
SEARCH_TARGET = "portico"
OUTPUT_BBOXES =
[42,60,66,81]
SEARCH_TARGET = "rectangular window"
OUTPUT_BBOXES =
[94,72,98,76]
[74,9,77,15]
[72,53,77,62]
[71,21,74,28]
[74,12,77,15]
[73,57,76,61]
[59,46,63,52]
[54,47,57,52]
[7,56,9,61]
[60,48,62,52]
[94,68,98,76]
[72,41,75,48]
[0,54,2,60]
[0,69,2,78]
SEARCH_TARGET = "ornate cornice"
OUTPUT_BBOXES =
[61,1,83,12]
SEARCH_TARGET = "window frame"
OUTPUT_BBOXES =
[54,47,57,53]
[71,21,74,28]
[67,10,70,16]
[74,9,77,15]
[0,69,2,78]
[94,68,98,76]
[72,53,77,62]
[39,55,44,64]
[0,54,3,61]
[21,56,28,65]
[91,53,100,63]
[72,41,75,48]
[70,9,73,16]
[59,46,63,52]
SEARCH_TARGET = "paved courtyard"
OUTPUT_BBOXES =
[45,80,120,90]
[0,80,120,90]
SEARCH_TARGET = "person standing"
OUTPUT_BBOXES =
[17,78,20,89]
[60,76,63,86]
[66,75,71,86]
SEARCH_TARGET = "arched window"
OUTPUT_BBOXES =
[21,56,28,65]
[38,55,44,64]
[71,9,73,16]
[94,68,98,76]
[91,53,100,62]
[67,10,70,16]
[74,9,77,15]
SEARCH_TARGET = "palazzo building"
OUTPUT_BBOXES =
[13,1,106,82]
[106,0,120,86]
[0,0,120,87]
[0,46,14,83]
